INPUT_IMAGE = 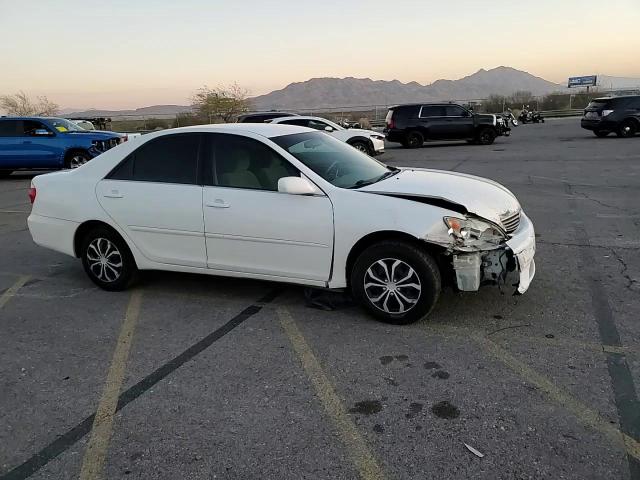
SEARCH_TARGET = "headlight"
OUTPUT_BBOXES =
[602,109,614,117]
[443,216,505,246]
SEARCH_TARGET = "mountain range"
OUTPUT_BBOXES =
[65,67,562,117]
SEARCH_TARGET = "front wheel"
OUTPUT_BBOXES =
[617,120,638,138]
[81,226,137,291]
[476,127,497,145]
[350,140,372,155]
[65,151,91,169]
[351,241,441,325]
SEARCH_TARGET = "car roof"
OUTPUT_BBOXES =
[390,102,463,109]
[0,116,64,121]
[164,122,314,138]
[272,115,332,122]
[593,95,639,101]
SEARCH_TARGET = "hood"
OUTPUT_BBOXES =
[63,130,122,139]
[359,168,520,226]
[345,128,384,137]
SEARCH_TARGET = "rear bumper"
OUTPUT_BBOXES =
[581,118,618,131]
[27,213,78,257]
[383,129,404,143]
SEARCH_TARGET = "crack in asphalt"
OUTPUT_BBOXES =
[609,247,639,292]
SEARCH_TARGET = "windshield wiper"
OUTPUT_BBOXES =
[348,167,400,189]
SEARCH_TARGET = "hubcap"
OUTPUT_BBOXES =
[364,258,421,314]
[86,238,123,282]
[70,155,88,169]
[355,144,368,152]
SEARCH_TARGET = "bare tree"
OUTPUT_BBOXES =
[191,83,251,123]
[0,91,59,116]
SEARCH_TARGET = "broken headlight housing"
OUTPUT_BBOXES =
[443,216,506,247]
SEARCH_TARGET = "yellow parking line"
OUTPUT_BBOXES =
[470,333,640,461]
[278,308,386,480]
[79,291,143,480]
[0,275,30,309]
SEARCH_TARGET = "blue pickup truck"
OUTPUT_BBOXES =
[0,117,124,177]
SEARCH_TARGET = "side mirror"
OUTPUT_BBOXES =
[278,176,316,195]
[324,126,334,132]
[34,129,52,136]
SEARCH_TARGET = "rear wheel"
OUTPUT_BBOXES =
[617,120,637,138]
[64,150,91,169]
[404,131,424,148]
[476,127,496,145]
[0,170,13,178]
[594,130,610,138]
[80,226,137,291]
[351,240,441,325]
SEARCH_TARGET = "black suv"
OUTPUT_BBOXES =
[581,95,640,138]
[237,112,298,123]
[384,103,508,147]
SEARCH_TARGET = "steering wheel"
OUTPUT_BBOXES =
[325,161,341,181]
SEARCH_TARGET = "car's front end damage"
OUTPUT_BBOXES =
[360,168,536,295]
[443,210,536,294]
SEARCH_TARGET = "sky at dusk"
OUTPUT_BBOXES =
[1,0,639,109]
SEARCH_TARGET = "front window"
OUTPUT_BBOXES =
[272,132,396,189]
[44,118,85,133]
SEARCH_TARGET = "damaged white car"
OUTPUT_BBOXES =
[27,124,535,324]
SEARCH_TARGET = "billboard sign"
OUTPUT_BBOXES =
[568,75,597,88]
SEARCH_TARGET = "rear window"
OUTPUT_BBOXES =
[586,100,613,110]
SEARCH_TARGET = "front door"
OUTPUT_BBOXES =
[442,105,474,138]
[97,132,206,267]
[202,132,334,282]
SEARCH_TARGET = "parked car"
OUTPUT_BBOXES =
[237,112,298,123]
[384,103,509,147]
[581,95,640,138]
[0,117,124,177]
[27,124,536,324]
[269,115,385,155]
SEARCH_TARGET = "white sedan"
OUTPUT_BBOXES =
[268,116,385,156]
[27,123,535,324]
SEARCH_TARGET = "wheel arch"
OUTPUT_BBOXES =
[623,116,640,128]
[344,230,447,287]
[73,220,130,259]
[64,147,91,166]
[346,136,374,149]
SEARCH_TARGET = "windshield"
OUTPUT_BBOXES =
[272,132,396,189]
[45,118,86,132]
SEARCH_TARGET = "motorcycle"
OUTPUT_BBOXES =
[518,106,545,124]
[502,109,519,127]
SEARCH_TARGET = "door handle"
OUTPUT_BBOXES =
[103,190,123,199]
[206,199,230,208]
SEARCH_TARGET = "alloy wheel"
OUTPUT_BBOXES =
[363,258,422,314]
[69,155,89,169]
[86,237,123,282]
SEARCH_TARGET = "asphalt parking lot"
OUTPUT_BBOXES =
[1,118,639,480]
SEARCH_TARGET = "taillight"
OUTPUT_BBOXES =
[28,187,36,204]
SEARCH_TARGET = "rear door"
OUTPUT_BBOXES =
[202,132,334,282]
[418,106,447,139]
[0,120,21,168]
[96,133,207,267]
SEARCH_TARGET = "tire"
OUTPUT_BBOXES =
[350,140,372,155]
[405,131,424,148]
[476,127,496,145]
[594,130,609,138]
[617,120,638,138]
[351,240,441,325]
[64,150,91,169]
[0,170,13,178]
[80,226,137,291]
